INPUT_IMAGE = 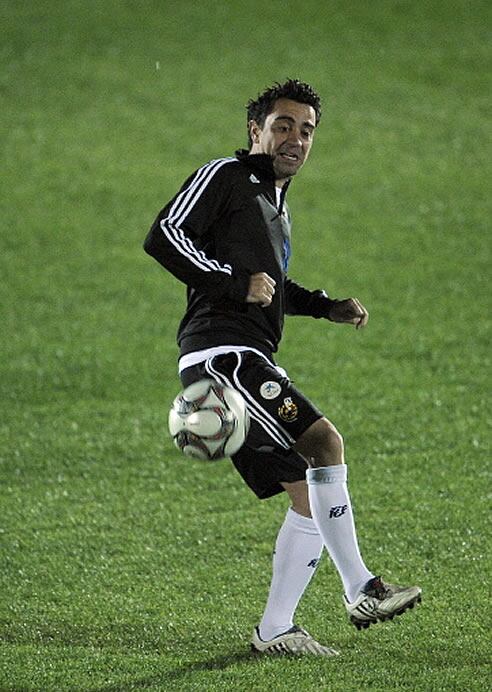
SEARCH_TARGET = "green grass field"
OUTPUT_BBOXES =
[2,1,491,689]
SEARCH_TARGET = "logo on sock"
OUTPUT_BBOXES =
[329,504,348,518]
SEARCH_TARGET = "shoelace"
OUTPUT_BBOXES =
[364,576,390,600]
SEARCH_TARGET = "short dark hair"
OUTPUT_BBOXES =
[246,79,322,148]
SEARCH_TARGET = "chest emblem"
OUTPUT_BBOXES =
[249,173,260,184]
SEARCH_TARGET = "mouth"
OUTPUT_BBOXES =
[278,151,300,163]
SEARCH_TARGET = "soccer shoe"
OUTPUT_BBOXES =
[345,576,422,630]
[251,625,339,656]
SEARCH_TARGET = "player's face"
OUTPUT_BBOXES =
[249,98,316,183]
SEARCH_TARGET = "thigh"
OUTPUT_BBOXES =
[204,351,323,452]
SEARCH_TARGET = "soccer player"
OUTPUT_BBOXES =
[144,79,421,656]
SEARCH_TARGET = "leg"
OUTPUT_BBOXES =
[280,479,311,517]
[295,418,422,627]
[293,416,344,467]
[257,502,323,642]
[295,417,374,603]
[257,421,356,642]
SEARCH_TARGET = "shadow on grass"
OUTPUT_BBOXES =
[93,651,260,691]
[1,619,261,688]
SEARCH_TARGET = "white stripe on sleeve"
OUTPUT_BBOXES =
[160,158,236,275]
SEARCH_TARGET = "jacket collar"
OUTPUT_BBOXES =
[235,149,291,194]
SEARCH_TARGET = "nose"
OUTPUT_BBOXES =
[287,128,303,147]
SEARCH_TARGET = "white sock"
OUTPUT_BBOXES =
[307,465,374,603]
[259,507,323,641]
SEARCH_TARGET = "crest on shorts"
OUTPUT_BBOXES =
[278,397,298,422]
[260,381,281,400]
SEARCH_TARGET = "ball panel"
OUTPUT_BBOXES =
[186,410,223,436]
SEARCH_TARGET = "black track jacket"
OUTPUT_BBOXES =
[144,149,336,359]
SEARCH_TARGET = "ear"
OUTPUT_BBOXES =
[249,119,262,144]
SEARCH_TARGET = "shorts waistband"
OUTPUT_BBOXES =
[178,346,273,373]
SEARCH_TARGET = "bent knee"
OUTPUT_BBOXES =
[295,417,344,467]
[315,418,344,454]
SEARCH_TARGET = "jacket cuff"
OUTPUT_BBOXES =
[310,291,338,320]
[225,267,251,302]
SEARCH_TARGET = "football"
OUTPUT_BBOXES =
[168,379,250,460]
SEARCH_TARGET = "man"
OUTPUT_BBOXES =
[144,79,421,656]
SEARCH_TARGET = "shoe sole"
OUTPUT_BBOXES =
[350,593,422,630]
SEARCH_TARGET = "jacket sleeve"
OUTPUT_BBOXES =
[143,158,250,302]
[284,277,337,319]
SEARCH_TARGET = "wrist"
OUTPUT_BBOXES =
[326,299,340,321]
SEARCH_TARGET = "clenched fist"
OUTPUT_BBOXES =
[246,272,276,307]
[329,298,369,329]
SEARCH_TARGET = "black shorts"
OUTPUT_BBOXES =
[180,351,323,499]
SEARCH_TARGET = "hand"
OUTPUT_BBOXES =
[246,272,276,307]
[329,298,369,329]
